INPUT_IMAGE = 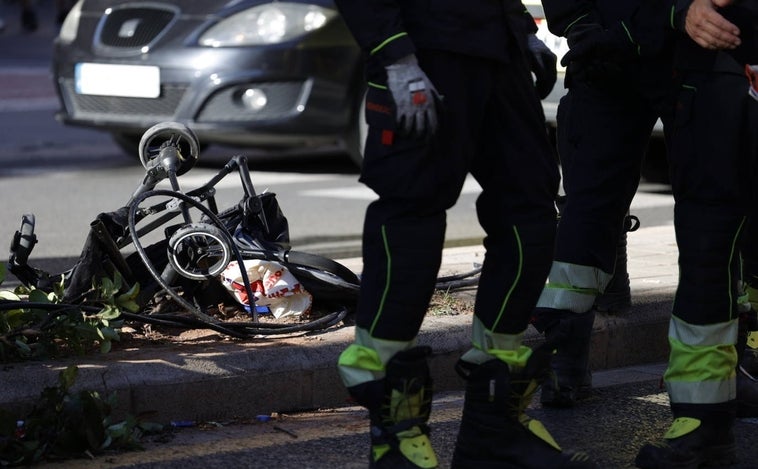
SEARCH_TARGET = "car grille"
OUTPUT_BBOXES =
[96,5,177,51]
[60,79,187,120]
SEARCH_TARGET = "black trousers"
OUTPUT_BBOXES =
[356,48,559,342]
[555,61,673,277]
[669,69,758,325]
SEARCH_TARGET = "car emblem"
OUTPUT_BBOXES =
[118,18,141,38]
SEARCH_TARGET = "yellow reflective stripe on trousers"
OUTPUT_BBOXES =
[668,315,737,346]
[337,326,415,388]
[664,315,738,404]
[536,261,612,312]
[460,316,531,367]
[492,225,523,328]
[369,224,392,334]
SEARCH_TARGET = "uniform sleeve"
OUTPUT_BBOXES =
[625,0,679,56]
[333,0,416,67]
[542,0,675,57]
[540,0,602,36]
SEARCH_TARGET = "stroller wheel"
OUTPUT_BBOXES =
[167,223,232,280]
[138,122,200,176]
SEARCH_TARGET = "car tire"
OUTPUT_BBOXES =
[345,89,367,168]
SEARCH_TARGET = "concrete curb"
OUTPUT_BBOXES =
[0,226,678,423]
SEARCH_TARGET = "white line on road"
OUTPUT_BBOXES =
[300,177,484,200]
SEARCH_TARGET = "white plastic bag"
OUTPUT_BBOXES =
[221,260,312,319]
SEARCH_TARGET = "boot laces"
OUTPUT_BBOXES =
[381,377,432,433]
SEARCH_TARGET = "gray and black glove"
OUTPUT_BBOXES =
[527,34,558,99]
[385,54,440,137]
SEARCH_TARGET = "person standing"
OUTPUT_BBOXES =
[635,0,757,466]
[332,0,597,467]
[531,0,676,407]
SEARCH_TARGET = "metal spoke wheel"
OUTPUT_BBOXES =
[138,122,200,176]
[167,223,232,280]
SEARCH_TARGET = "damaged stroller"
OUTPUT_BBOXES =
[6,122,362,337]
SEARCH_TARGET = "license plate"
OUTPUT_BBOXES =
[75,63,160,98]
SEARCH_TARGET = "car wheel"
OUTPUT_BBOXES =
[345,89,367,168]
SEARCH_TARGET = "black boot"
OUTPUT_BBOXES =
[635,403,737,468]
[736,309,758,417]
[533,309,596,407]
[348,346,438,469]
[594,214,640,313]
[451,349,598,468]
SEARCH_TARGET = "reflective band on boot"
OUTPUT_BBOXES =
[664,417,700,439]
[452,356,598,468]
[748,331,758,351]
[635,415,737,469]
[398,429,437,468]
[525,418,561,451]
[369,346,439,469]
[371,426,437,469]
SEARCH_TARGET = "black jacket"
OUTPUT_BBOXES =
[333,0,535,80]
[541,0,673,58]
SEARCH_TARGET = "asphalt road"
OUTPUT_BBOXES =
[33,365,758,469]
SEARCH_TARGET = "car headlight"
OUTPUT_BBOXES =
[199,3,337,47]
[57,0,84,43]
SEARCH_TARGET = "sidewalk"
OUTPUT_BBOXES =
[0,224,678,423]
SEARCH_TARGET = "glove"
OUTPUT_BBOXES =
[385,54,441,137]
[527,34,558,99]
[560,22,636,67]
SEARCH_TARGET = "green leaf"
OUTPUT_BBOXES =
[99,340,112,354]
[0,290,21,301]
[116,282,140,303]
[98,277,115,298]
[99,306,121,321]
[27,288,51,304]
[100,327,119,341]
[112,271,124,291]
[118,300,140,313]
